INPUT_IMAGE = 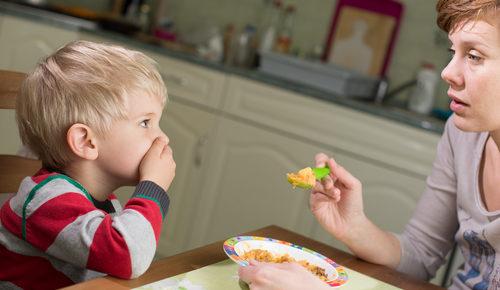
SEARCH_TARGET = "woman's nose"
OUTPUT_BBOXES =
[441,58,463,88]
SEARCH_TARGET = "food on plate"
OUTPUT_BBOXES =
[241,249,328,281]
[286,167,316,189]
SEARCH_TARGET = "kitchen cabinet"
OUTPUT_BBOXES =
[218,75,449,285]
[154,99,219,257]
[222,76,439,179]
[112,99,220,258]
[0,14,76,155]
[0,14,77,72]
[188,116,330,249]
[198,75,439,250]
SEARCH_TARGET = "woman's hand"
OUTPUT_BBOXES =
[310,153,367,242]
[238,260,330,290]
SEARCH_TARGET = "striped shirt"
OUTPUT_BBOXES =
[0,169,169,289]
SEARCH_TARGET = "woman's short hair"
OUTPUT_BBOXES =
[16,40,167,170]
[437,0,499,33]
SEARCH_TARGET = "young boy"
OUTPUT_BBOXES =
[0,40,176,289]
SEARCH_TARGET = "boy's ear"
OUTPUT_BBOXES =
[67,123,98,160]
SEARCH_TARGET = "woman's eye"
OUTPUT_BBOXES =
[140,119,150,128]
[467,53,481,62]
[448,48,455,55]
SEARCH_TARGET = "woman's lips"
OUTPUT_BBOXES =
[449,97,468,113]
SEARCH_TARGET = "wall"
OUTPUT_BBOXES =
[161,0,451,109]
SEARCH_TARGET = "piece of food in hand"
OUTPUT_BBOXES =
[242,249,328,281]
[286,167,330,189]
[287,167,316,189]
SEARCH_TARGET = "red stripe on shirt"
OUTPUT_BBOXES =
[26,192,95,251]
[125,197,163,242]
[0,243,74,290]
[31,169,58,184]
[86,214,132,278]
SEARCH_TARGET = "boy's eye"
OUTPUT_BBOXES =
[140,119,150,128]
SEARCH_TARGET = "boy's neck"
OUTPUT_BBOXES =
[63,161,119,202]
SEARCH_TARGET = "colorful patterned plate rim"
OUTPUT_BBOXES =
[223,236,348,287]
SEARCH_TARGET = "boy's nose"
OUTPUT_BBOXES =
[158,130,169,144]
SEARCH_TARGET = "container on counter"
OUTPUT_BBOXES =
[274,4,295,54]
[231,25,258,68]
[407,63,439,115]
[259,0,283,53]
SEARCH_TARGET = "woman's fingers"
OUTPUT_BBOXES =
[239,264,258,284]
[315,153,329,167]
[313,153,360,202]
[331,161,360,190]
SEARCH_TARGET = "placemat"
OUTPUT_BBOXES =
[134,259,402,290]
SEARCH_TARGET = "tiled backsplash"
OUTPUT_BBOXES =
[46,0,452,109]
[162,0,450,109]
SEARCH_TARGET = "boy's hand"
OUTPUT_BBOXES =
[139,137,176,192]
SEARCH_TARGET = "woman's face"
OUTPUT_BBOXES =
[441,19,500,132]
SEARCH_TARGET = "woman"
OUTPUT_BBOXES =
[239,0,500,289]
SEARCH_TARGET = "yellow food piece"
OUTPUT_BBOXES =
[242,249,328,281]
[286,167,315,189]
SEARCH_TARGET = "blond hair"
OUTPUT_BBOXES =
[16,40,167,170]
[437,0,499,33]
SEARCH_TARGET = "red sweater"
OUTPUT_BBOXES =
[0,169,169,289]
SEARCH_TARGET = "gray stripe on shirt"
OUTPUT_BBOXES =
[112,208,156,278]
[0,281,22,290]
[46,209,103,268]
[24,178,89,218]
[8,177,37,218]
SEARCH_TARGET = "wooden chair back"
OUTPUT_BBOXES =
[0,70,41,194]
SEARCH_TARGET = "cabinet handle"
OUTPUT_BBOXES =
[194,135,208,167]
[160,72,189,86]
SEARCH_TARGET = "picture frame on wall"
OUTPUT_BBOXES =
[322,0,403,77]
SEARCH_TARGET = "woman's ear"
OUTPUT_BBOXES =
[66,123,98,160]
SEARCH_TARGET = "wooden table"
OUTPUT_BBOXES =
[64,225,445,290]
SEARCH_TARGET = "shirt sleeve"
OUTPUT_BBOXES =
[24,180,169,279]
[395,117,459,280]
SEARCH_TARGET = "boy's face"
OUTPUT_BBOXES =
[442,18,500,132]
[96,92,167,186]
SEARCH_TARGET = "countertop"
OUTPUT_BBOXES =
[0,0,446,134]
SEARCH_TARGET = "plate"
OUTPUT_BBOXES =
[223,236,348,287]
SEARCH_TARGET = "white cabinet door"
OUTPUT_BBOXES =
[223,75,439,178]
[115,99,218,258]
[0,15,77,72]
[188,117,331,249]
[155,99,218,257]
